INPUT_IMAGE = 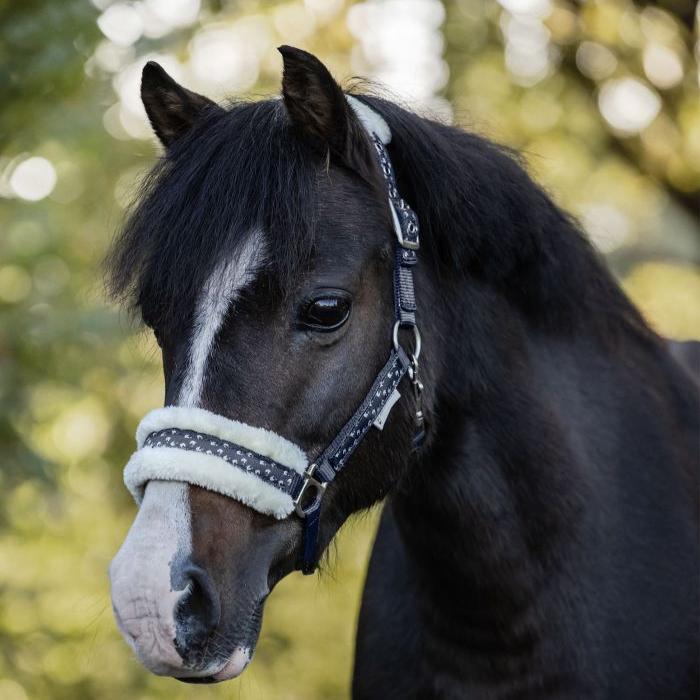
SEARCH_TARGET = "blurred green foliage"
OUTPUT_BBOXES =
[0,1,698,699]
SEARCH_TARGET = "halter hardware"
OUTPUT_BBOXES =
[389,197,420,250]
[393,321,421,359]
[408,355,426,449]
[128,101,425,577]
[293,463,326,518]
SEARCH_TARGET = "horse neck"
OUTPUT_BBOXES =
[390,273,693,643]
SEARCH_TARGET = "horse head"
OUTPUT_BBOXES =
[108,47,429,682]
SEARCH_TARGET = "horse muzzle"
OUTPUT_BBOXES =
[109,479,265,681]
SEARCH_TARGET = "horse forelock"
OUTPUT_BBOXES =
[105,98,320,335]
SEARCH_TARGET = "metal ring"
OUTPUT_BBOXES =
[393,321,421,360]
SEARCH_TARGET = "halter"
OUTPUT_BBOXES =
[124,100,424,574]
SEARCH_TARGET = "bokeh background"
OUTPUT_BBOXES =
[0,0,698,698]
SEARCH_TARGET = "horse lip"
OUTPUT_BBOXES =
[175,595,264,681]
[211,646,252,681]
[171,646,252,683]
[210,595,265,680]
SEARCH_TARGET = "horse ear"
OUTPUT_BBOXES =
[278,45,348,146]
[141,61,221,148]
[278,46,379,182]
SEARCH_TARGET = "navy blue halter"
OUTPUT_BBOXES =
[144,132,423,574]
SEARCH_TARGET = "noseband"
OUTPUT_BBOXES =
[124,100,424,574]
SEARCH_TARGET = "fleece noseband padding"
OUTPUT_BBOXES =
[124,407,309,519]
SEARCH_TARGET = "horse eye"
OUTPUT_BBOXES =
[299,294,351,332]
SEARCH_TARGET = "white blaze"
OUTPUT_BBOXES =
[110,480,191,674]
[178,232,265,407]
[111,231,266,677]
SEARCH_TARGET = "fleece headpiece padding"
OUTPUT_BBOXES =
[346,95,392,145]
[124,407,308,519]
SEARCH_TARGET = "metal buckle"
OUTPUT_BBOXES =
[389,198,419,250]
[293,463,327,518]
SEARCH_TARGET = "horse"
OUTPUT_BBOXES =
[106,46,699,698]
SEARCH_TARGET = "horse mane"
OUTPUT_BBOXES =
[356,94,654,341]
[106,90,654,342]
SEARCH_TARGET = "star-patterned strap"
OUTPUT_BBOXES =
[143,428,305,498]
[295,346,411,576]
[314,347,411,483]
[371,136,420,250]
[371,134,419,327]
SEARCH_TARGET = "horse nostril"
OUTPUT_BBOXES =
[174,564,221,655]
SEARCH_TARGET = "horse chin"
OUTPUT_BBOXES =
[179,594,265,683]
[211,646,254,681]
[175,646,253,684]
